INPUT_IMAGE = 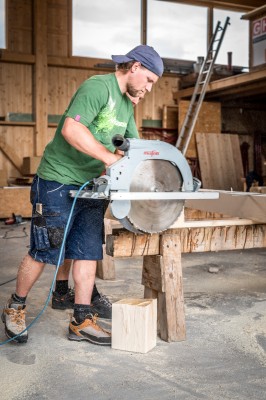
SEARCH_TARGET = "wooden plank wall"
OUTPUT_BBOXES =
[0,0,180,185]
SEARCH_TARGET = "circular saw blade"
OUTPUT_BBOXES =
[124,159,184,233]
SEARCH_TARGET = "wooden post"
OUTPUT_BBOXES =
[97,219,116,280]
[33,0,48,156]
[159,234,185,342]
[142,235,186,342]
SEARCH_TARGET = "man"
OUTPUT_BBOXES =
[51,93,143,316]
[2,45,164,346]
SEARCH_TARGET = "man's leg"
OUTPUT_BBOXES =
[68,260,111,346]
[2,254,45,343]
[56,258,73,280]
[52,259,112,318]
[16,254,45,296]
[72,259,96,305]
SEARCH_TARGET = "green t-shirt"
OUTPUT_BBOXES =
[37,73,139,185]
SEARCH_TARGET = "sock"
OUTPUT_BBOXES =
[55,280,69,295]
[92,284,100,301]
[12,293,27,304]
[73,304,94,324]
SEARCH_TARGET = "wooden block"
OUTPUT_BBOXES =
[0,187,31,218]
[112,298,157,353]
[22,156,42,175]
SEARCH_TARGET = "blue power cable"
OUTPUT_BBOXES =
[0,180,91,345]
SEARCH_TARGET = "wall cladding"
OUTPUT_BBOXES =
[0,63,33,116]
[7,0,33,53]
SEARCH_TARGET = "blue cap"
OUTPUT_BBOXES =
[112,45,164,77]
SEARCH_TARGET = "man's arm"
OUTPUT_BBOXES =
[61,117,122,167]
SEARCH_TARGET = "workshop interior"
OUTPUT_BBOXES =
[0,1,266,399]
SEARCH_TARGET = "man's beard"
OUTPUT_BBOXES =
[127,84,143,98]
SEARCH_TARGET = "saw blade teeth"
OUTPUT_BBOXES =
[126,215,166,234]
[119,160,184,234]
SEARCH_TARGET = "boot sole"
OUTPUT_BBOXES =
[52,303,73,310]
[68,332,111,346]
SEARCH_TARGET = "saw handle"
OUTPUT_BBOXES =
[112,134,130,152]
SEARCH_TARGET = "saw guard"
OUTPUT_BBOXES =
[107,138,195,233]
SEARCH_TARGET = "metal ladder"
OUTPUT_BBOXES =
[176,17,230,155]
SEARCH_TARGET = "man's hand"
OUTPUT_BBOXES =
[104,152,123,168]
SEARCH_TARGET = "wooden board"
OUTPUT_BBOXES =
[178,101,221,158]
[186,190,266,223]
[196,133,244,190]
[0,187,31,218]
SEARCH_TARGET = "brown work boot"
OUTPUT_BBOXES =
[68,313,111,346]
[1,300,28,343]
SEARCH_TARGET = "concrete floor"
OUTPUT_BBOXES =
[0,221,265,400]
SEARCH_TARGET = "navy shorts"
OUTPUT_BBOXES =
[29,176,107,265]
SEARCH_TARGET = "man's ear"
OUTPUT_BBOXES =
[131,62,141,73]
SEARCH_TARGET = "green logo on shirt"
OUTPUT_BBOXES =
[95,98,127,134]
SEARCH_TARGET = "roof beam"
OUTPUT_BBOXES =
[157,0,265,12]
[174,69,266,100]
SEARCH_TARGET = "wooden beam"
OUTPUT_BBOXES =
[206,81,266,100]
[174,69,266,100]
[106,230,160,257]
[241,4,266,19]
[33,0,48,156]
[48,55,115,71]
[141,0,147,45]
[0,51,35,64]
[158,0,264,12]
[106,223,266,256]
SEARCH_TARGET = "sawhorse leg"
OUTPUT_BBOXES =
[142,234,186,342]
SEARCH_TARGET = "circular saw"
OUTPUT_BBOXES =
[69,136,218,234]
